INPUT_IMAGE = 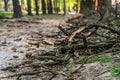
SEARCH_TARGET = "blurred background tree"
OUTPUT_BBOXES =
[0,0,114,18]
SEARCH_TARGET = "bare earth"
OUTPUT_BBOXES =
[0,15,120,80]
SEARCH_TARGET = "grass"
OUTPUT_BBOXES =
[73,54,114,65]
[0,11,13,17]
[88,54,114,63]
[66,54,114,69]
[0,11,64,18]
[0,11,27,17]
[108,64,120,77]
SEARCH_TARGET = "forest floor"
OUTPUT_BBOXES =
[0,15,120,80]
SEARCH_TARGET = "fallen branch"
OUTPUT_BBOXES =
[95,32,111,38]
[58,26,70,36]
[31,54,72,64]
[68,26,86,42]
[90,24,120,35]
[61,40,117,53]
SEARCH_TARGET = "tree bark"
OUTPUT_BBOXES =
[41,0,46,14]
[12,0,23,18]
[47,0,53,14]
[63,0,67,16]
[76,0,79,13]
[54,0,58,14]
[27,0,33,16]
[80,0,93,14]
[104,0,113,18]
[35,0,39,15]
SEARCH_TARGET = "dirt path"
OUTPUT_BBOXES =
[0,15,120,80]
[0,16,67,80]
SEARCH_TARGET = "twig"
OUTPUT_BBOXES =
[58,26,70,36]
[68,26,86,42]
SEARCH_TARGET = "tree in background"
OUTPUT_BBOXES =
[106,0,113,16]
[34,0,39,15]
[74,0,79,13]
[47,0,53,14]
[1,0,112,16]
[63,0,67,15]
[53,0,57,14]
[20,0,26,10]
[27,0,33,15]
[80,0,93,14]
[41,0,46,14]
[3,0,9,11]
[12,0,23,18]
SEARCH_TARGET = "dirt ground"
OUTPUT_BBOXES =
[0,15,68,80]
[0,15,120,80]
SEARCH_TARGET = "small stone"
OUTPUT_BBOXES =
[13,55,19,58]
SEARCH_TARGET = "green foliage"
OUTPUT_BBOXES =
[31,0,35,9]
[67,0,77,11]
[59,0,64,11]
[65,54,113,69]
[108,64,120,77]
[70,54,113,66]
[0,11,43,17]
[0,1,4,8]
[20,0,27,8]
[0,0,79,15]
[0,11,13,17]
[88,54,113,63]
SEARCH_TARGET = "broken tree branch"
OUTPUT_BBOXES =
[90,24,120,35]
[68,26,86,42]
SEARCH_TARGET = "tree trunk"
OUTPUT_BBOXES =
[12,0,23,18]
[35,0,39,15]
[80,0,93,14]
[47,0,53,14]
[98,0,108,19]
[3,0,8,11]
[104,0,113,18]
[54,0,58,14]
[27,0,33,16]
[41,0,46,14]
[63,0,67,15]
[76,0,79,13]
